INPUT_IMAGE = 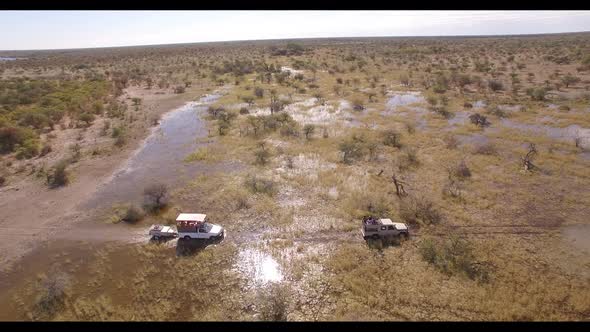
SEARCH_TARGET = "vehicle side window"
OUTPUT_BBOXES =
[199,227,206,233]
[388,226,394,230]
[380,226,387,231]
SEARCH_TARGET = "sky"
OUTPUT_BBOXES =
[1,11,590,50]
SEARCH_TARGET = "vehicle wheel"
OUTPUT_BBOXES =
[372,234,379,240]
[184,236,191,240]
[154,236,160,240]
[401,233,409,240]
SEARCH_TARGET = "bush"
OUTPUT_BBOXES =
[40,144,52,157]
[488,80,504,92]
[47,160,69,188]
[398,147,420,170]
[143,183,169,213]
[443,135,459,149]
[0,126,35,154]
[78,113,95,126]
[239,107,250,115]
[526,87,547,101]
[32,269,70,320]
[486,106,507,118]
[453,160,471,178]
[244,175,276,196]
[383,129,402,148]
[339,136,366,164]
[303,124,315,140]
[254,146,271,166]
[254,87,264,98]
[15,138,40,159]
[121,205,144,223]
[279,122,300,138]
[474,142,497,155]
[174,85,186,94]
[400,197,442,226]
[419,236,489,282]
[351,98,365,111]
[469,113,491,128]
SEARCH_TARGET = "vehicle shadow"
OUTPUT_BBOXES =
[365,235,409,249]
[175,235,225,256]
[148,236,177,244]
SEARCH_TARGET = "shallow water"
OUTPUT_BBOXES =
[0,57,17,61]
[447,111,470,126]
[235,248,283,285]
[386,91,425,110]
[83,92,238,209]
[498,119,590,142]
[473,100,487,109]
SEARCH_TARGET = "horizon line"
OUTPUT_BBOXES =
[1,29,589,53]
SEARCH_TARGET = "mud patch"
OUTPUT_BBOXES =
[235,248,283,286]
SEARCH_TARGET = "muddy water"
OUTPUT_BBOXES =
[497,119,590,145]
[386,91,425,110]
[235,248,283,287]
[83,92,238,209]
[561,225,590,254]
[473,100,486,109]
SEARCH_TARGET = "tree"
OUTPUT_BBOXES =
[521,143,538,172]
[270,92,286,114]
[143,183,169,212]
[303,124,315,140]
[561,74,580,88]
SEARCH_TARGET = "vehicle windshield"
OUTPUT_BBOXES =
[200,222,213,232]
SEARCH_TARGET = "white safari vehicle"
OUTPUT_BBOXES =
[361,216,409,240]
[176,213,224,240]
[149,224,178,240]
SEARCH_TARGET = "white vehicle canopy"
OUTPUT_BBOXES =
[176,213,208,233]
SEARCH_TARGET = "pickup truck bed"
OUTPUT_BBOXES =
[149,224,178,238]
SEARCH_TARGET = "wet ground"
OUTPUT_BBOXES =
[83,92,240,209]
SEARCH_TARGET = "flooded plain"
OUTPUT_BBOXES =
[83,92,240,209]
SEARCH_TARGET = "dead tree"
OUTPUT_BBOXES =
[392,174,408,197]
[521,143,537,172]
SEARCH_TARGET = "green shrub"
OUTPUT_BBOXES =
[15,138,40,159]
[0,126,36,154]
[419,236,490,282]
[47,160,69,188]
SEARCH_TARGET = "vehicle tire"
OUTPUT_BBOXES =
[154,236,160,240]
[372,234,379,240]
[184,236,191,240]
[401,233,409,240]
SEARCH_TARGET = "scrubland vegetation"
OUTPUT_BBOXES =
[1,33,590,321]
